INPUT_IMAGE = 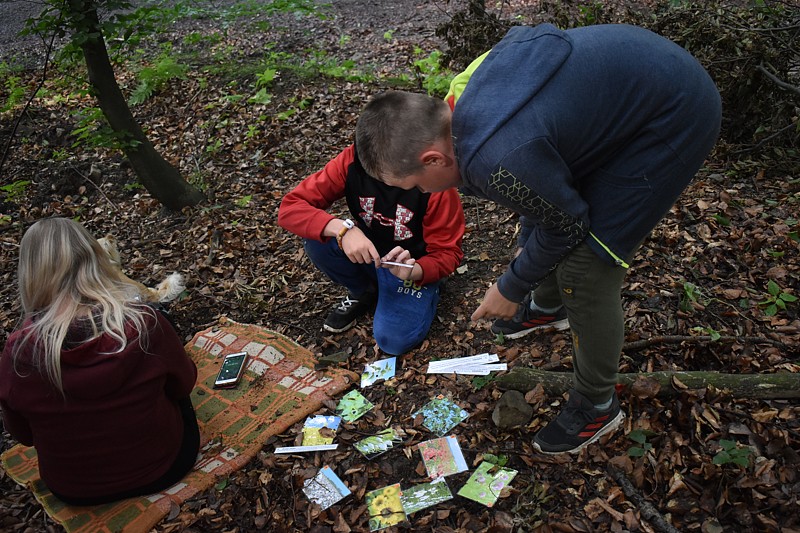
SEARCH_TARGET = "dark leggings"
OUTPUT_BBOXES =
[51,397,200,506]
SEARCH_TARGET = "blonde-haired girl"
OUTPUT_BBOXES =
[0,218,199,505]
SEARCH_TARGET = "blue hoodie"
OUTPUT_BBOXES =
[452,24,721,302]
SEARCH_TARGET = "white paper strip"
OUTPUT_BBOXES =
[454,364,508,375]
[427,353,498,372]
[274,444,339,454]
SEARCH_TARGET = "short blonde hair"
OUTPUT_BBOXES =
[356,91,451,180]
[14,218,152,392]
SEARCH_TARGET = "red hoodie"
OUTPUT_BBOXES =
[0,309,197,499]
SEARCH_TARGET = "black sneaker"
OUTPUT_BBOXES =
[491,294,569,339]
[533,389,624,455]
[323,292,377,333]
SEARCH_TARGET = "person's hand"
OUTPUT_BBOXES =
[380,246,417,280]
[471,283,518,322]
[341,227,380,264]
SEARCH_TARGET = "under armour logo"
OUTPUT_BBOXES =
[359,197,414,240]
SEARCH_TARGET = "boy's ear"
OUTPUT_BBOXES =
[420,150,448,167]
[420,138,456,168]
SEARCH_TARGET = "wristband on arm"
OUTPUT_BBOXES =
[336,218,355,248]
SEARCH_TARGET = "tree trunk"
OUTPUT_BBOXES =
[67,0,204,211]
[495,367,800,400]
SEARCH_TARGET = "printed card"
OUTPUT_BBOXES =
[361,357,397,387]
[354,428,402,460]
[365,483,406,531]
[302,466,351,510]
[302,415,341,445]
[335,389,374,423]
[457,461,518,507]
[413,396,469,436]
[400,479,454,515]
[418,435,468,479]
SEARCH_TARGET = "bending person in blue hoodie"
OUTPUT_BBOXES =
[354,24,721,455]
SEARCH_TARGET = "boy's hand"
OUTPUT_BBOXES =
[471,283,518,322]
[341,227,380,264]
[380,246,417,281]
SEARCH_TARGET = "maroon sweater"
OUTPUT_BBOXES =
[0,310,197,499]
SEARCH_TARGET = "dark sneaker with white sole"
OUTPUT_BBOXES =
[491,294,569,339]
[533,389,625,455]
[323,291,377,333]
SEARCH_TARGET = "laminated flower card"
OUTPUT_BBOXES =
[302,466,351,510]
[413,396,469,436]
[365,483,406,531]
[335,389,374,423]
[456,461,518,507]
[354,428,403,460]
[400,480,453,515]
[418,435,468,479]
[302,415,341,445]
[361,357,396,387]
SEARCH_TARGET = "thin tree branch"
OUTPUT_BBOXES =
[607,466,682,533]
[0,16,61,178]
[622,334,787,352]
[756,63,800,96]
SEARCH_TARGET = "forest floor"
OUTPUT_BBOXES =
[1,1,799,532]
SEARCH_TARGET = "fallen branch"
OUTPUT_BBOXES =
[622,334,787,352]
[607,466,681,533]
[495,367,800,399]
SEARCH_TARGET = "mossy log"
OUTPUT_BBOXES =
[494,367,800,400]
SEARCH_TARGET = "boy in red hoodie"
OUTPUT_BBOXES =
[278,144,464,355]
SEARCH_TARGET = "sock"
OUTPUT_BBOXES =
[594,398,613,410]
[529,298,562,314]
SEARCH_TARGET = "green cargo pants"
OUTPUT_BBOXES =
[533,241,634,405]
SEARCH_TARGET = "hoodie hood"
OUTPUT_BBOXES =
[451,24,572,177]
[59,327,145,399]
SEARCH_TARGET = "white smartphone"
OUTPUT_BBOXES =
[213,351,249,389]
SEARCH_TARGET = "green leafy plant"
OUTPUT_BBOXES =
[482,453,509,467]
[713,213,731,226]
[712,439,752,467]
[0,180,31,203]
[412,48,453,97]
[70,107,139,150]
[471,374,496,391]
[249,67,277,105]
[182,31,223,47]
[0,62,27,112]
[129,47,188,105]
[627,429,657,457]
[235,194,252,207]
[576,2,605,26]
[255,67,277,88]
[245,124,259,139]
[758,280,797,317]
[276,97,312,121]
[249,89,273,105]
[679,281,706,313]
[205,138,223,155]
[691,326,721,341]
